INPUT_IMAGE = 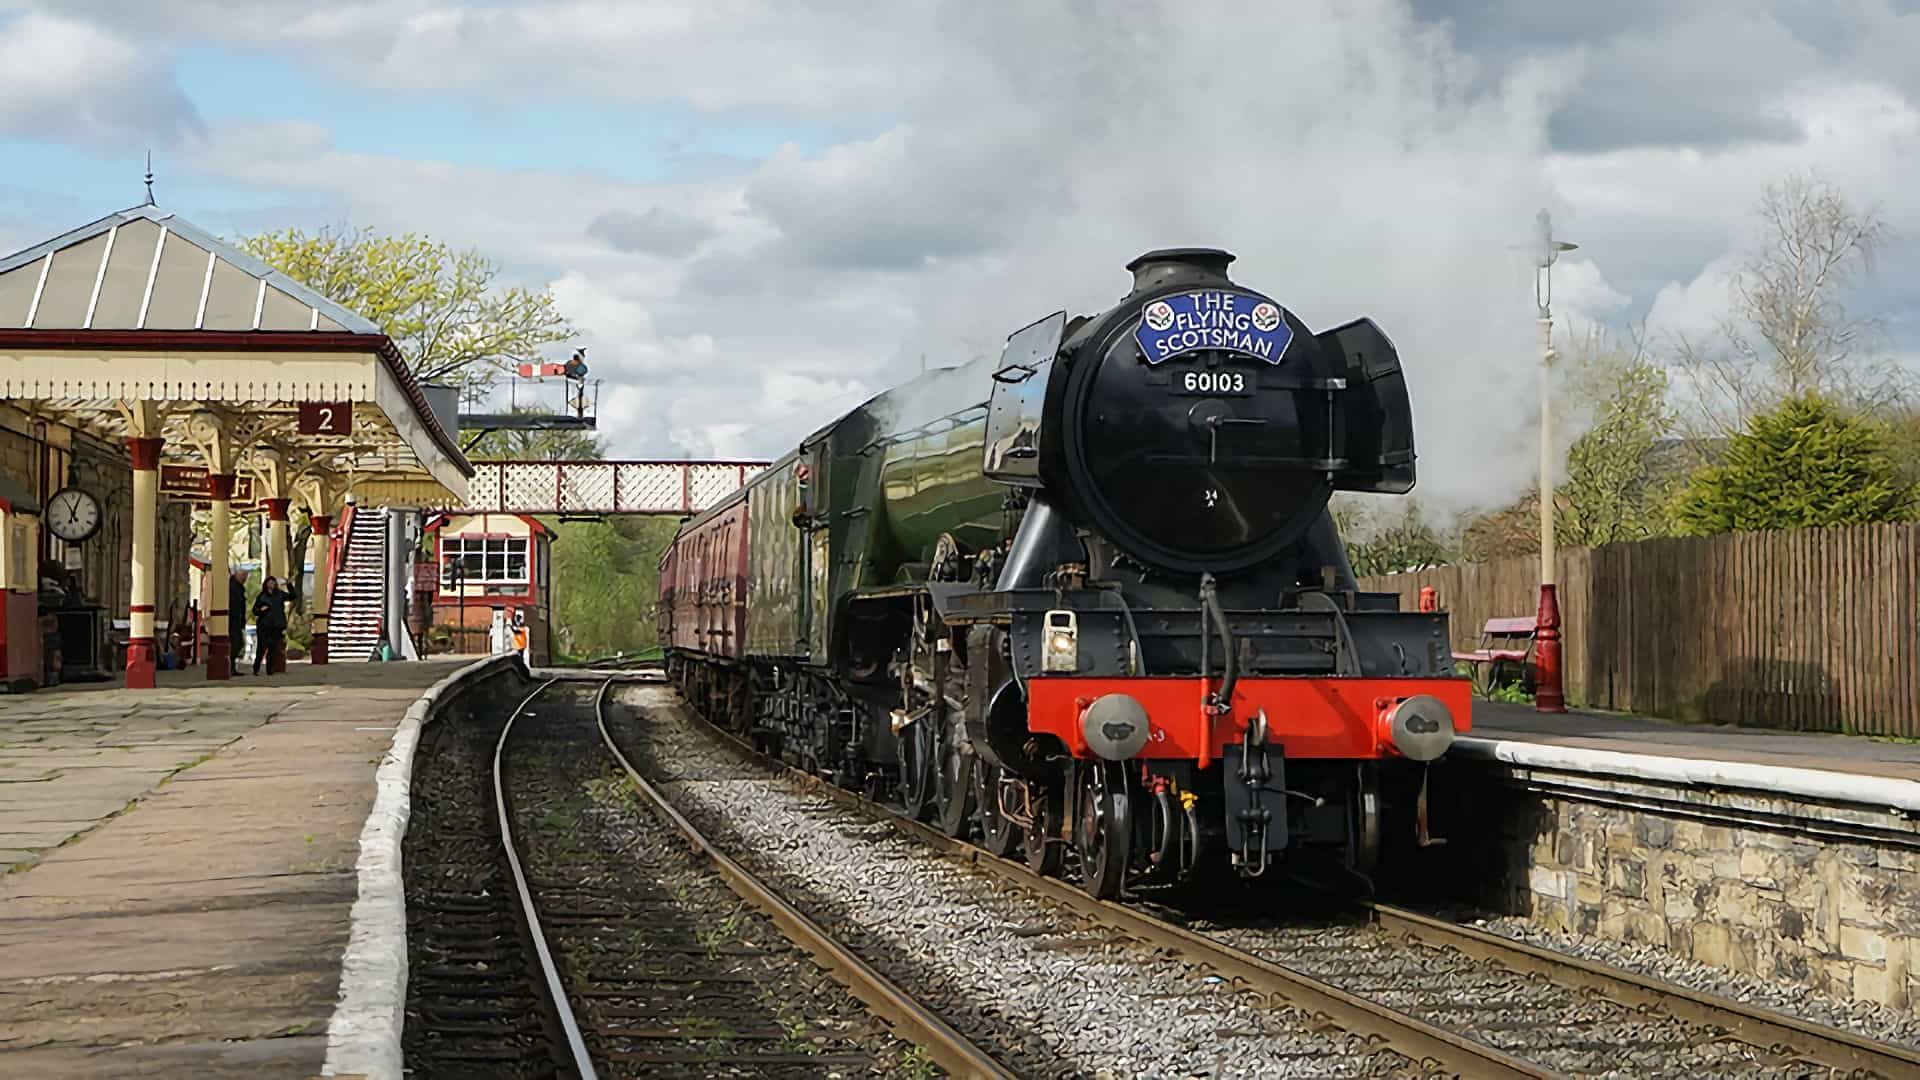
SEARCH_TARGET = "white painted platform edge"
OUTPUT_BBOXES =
[1453,734,1920,815]
[323,654,525,1079]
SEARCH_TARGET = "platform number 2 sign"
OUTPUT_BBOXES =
[298,402,352,436]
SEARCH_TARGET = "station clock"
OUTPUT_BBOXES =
[45,487,102,544]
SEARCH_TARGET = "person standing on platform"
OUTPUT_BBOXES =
[229,567,250,675]
[510,607,530,665]
[252,576,290,676]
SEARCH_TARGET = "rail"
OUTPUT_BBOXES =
[492,678,599,1079]
[590,676,1016,1080]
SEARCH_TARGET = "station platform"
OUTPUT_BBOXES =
[1464,700,1920,805]
[0,659,470,1078]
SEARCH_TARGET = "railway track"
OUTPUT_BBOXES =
[613,674,1920,1079]
[402,680,577,1077]
[462,673,1009,1078]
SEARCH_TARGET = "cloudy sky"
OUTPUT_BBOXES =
[4,0,1918,517]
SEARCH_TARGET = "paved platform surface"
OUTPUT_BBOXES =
[0,659,468,1078]
[1472,700,1920,783]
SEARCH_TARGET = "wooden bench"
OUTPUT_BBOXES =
[1452,616,1537,695]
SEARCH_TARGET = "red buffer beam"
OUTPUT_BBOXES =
[454,460,771,515]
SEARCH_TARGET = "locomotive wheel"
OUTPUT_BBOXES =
[973,761,1019,858]
[933,716,976,838]
[1349,762,1381,879]
[1076,761,1131,901]
[898,716,938,822]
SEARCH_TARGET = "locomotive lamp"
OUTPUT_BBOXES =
[1042,609,1078,673]
[1531,209,1575,714]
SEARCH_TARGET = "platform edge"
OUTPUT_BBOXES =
[321,654,526,1080]
[1453,735,1920,814]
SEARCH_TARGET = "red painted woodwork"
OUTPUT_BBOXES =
[125,636,157,688]
[0,590,41,688]
[127,437,163,471]
[1024,676,1474,762]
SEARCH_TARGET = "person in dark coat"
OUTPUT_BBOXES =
[228,568,250,675]
[252,576,291,676]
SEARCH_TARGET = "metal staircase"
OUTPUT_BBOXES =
[327,505,388,661]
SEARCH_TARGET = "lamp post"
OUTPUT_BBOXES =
[1532,209,1575,714]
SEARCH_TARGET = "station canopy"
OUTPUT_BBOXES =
[0,202,470,505]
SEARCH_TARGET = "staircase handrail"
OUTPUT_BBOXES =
[324,503,355,614]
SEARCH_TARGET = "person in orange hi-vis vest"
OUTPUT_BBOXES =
[510,607,530,665]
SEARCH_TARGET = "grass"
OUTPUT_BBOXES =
[901,1045,937,1079]
[551,644,665,665]
[1488,681,1535,704]
[583,774,633,805]
[695,913,740,959]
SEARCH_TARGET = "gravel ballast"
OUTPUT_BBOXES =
[608,685,1423,1079]
[1465,913,1920,1050]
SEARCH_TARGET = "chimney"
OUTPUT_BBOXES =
[1125,247,1236,293]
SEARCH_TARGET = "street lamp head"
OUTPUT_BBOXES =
[1533,209,1578,267]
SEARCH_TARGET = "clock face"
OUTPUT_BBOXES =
[46,488,102,544]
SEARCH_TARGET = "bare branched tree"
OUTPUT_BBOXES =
[1671,171,1907,434]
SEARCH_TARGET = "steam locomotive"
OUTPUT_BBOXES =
[659,248,1470,899]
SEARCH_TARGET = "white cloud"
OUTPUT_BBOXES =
[0,13,200,145]
[36,0,933,113]
[1644,255,1743,344]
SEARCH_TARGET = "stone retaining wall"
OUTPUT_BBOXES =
[1402,757,1920,1012]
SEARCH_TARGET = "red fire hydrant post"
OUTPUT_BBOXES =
[1534,583,1566,712]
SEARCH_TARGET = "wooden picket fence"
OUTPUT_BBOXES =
[1357,523,1920,737]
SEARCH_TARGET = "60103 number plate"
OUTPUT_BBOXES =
[1169,369,1255,396]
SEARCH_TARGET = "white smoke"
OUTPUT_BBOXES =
[849,1,1585,521]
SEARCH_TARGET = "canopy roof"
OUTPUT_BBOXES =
[0,203,470,504]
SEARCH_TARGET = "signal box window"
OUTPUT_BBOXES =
[442,537,529,585]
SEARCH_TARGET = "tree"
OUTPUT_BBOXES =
[1556,326,1679,546]
[1671,171,1908,433]
[1332,496,1459,577]
[1669,393,1916,536]
[549,515,681,659]
[238,225,576,397]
